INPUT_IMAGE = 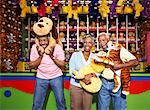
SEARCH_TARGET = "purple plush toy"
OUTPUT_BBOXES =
[72,0,78,4]
[52,5,60,20]
[110,0,118,19]
[142,0,149,18]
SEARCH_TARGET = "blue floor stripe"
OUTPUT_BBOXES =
[0,76,71,80]
[131,76,150,81]
[0,76,36,80]
[0,76,150,81]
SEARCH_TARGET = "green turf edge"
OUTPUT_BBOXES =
[0,87,150,110]
[0,72,150,77]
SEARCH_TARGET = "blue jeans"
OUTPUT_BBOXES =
[98,78,126,110]
[32,76,66,110]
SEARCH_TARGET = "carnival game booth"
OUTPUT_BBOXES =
[1,0,150,110]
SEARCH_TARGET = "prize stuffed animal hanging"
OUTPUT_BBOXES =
[62,0,82,19]
[132,0,144,18]
[45,0,52,14]
[98,0,110,19]
[116,0,144,18]
[31,0,38,14]
[51,0,59,7]
[116,0,133,14]
[52,5,60,20]
[38,0,46,16]
[83,1,89,14]
[19,0,31,17]
[142,0,149,18]
[110,0,118,19]
[89,0,99,19]
[33,17,62,54]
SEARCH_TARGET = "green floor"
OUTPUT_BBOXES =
[0,87,150,110]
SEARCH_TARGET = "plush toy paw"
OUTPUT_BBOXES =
[122,91,130,95]
[35,38,45,54]
[45,47,51,55]
[45,45,54,55]
[81,78,91,85]
[102,68,114,80]
[73,70,85,79]
[103,58,114,66]
[97,51,107,56]
[122,84,130,95]
[93,55,104,63]
[93,55,114,66]
[112,75,121,93]
[37,46,45,54]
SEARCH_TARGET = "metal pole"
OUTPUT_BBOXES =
[96,18,99,51]
[77,18,79,50]
[106,16,109,34]
[135,23,138,50]
[116,17,119,43]
[126,15,128,50]
[67,18,69,50]
[27,17,31,59]
[87,14,89,34]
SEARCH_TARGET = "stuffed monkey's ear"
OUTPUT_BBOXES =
[45,37,56,54]
[51,35,63,47]
[35,38,40,46]
[57,38,63,47]
[49,37,56,47]
[35,38,45,53]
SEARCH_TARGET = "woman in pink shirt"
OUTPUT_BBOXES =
[28,32,66,109]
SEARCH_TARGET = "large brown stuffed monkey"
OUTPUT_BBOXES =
[33,17,62,54]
